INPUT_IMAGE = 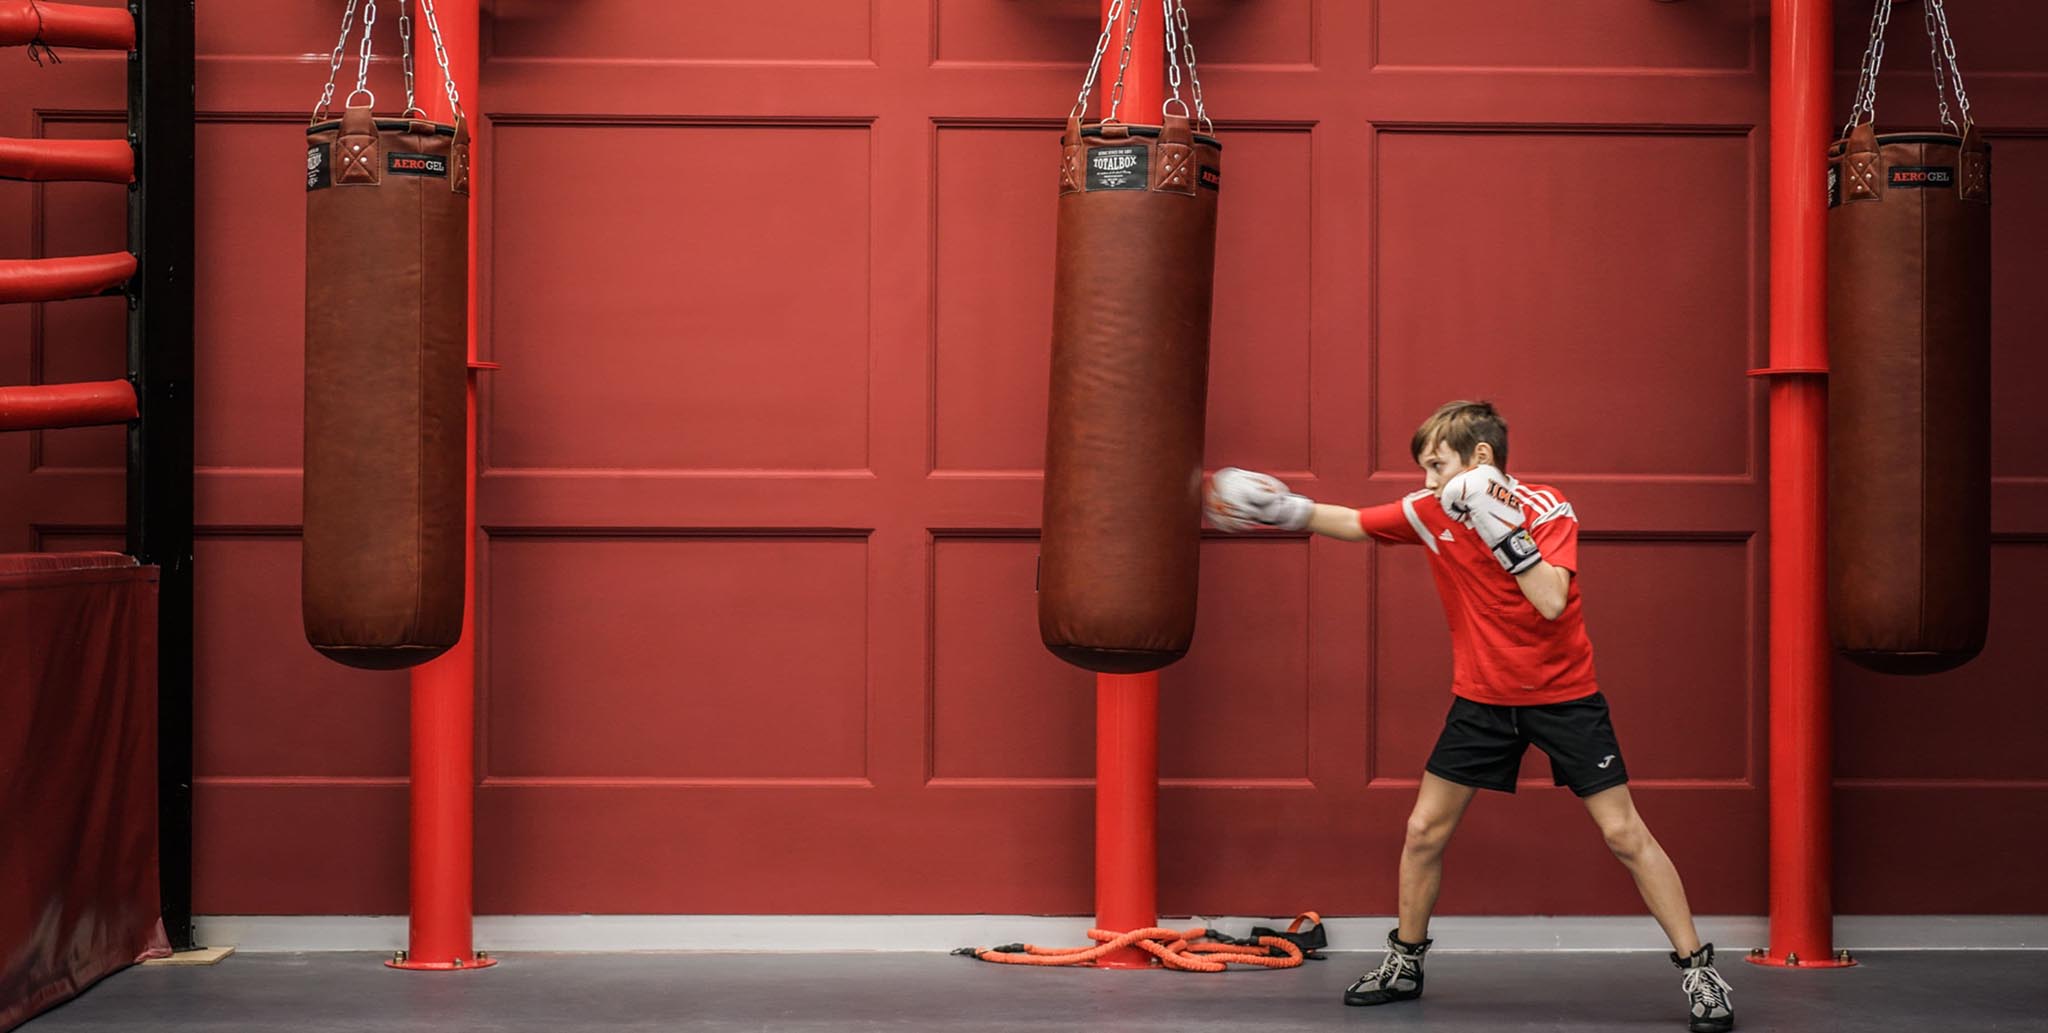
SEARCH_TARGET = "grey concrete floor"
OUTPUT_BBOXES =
[17,951,2048,1032]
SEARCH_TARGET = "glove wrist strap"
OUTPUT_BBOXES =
[1492,528,1542,575]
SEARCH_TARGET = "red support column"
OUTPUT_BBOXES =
[390,0,493,973]
[1748,0,1850,971]
[1091,0,1166,970]
[1094,672,1159,968]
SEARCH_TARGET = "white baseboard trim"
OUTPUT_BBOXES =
[193,915,2048,953]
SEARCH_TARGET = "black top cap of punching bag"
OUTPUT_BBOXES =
[1078,123,1223,150]
[307,118,460,137]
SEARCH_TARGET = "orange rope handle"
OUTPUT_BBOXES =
[1163,936,1304,971]
[966,926,1204,966]
[961,922,1314,971]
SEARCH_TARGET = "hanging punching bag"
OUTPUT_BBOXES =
[302,6,470,670]
[1038,102,1222,673]
[1826,0,1991,675]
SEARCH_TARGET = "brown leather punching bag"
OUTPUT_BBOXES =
[302,102,470,670]
[1038,113,1221,674]
[1826,4,1992,675]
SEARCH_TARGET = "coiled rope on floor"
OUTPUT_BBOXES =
[954,912,1325,972]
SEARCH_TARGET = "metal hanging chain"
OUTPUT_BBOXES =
[314,0,363,122]
[1071,0,1127,121]
[1161,0,1189,120]
[399,0,422,116]
[1925,0,1973,133]
[1104,0,1142,123]
[348,0,380,110]
[1173,0,1212,134]
[1843,0,1891,137]
[1924,0,1951,132]
[417,0,466,122]
[1845,0,1973,138]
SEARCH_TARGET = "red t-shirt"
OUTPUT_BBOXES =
[1358,481,1598,706]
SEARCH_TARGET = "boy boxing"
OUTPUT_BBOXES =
[1207,400,1734,1033]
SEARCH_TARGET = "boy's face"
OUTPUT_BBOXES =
[1419,439,1470,496]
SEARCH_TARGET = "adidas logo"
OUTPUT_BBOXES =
[1438,529,1455,542]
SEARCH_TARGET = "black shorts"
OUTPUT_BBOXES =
[1424,692,1629,798]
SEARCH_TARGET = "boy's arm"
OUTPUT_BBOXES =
[1514,503,1580,620]
[1308,503,1368,541]
[1206,468,1423,546]
[1344,499,1427,545]
[1515,561,1571,620]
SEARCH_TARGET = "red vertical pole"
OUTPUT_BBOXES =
[390,0,493,972]
[1094,672,1159,968]
[1749,0,1849,970]
[1091,0,1166,970]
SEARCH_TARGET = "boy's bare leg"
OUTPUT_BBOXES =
[1582,784,1702,955]
[1398,773,1480,943]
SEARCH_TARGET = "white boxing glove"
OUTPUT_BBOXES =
[1206,467,1314,532]
[1440,465,1542,574]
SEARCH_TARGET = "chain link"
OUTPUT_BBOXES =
[1930,0,1972,130]
[347,0,379,109]
[1922,0,1953,131]
[314,0,362,122]
[399,0,421,116]
[1072,0,1125,121]
[1843,0,1890,138]
[1160,0,1191,120]
[418,0,465,121]
[313,0,463,123]
[1173,0,1212,134]
[1845,0,1974,138]
[1104,1,1141,123]
[1068,0,1212,131]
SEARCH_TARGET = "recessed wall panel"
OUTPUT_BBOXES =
[1378,1,1751,70]
[490,124,872,472]
[1375,131,1751,477]
[487,536,869,779]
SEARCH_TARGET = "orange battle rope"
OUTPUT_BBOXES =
[955,912,1325,972]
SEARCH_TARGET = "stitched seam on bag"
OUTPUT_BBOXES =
[1917,167,1931,642]
[415,166,430,643]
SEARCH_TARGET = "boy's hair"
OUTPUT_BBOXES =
[1411,400,1510,473]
